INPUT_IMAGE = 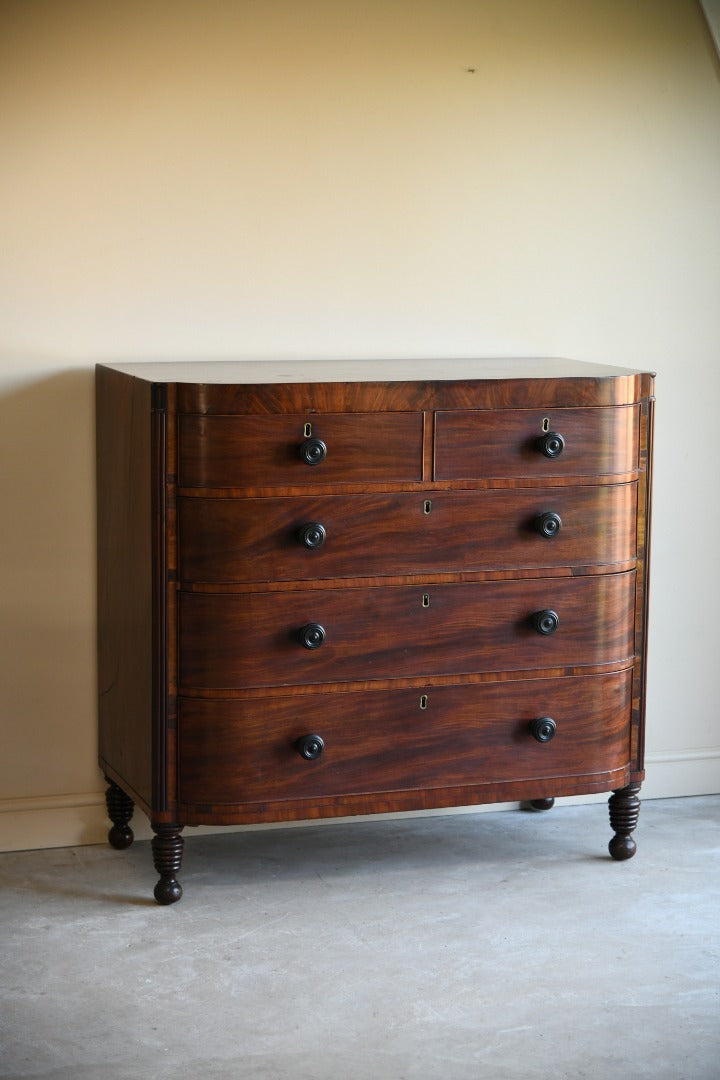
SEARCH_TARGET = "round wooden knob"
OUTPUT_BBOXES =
[298,522,327,549]
[295,734,325,760]
[299,622,326,649]
[529,717,557,743]
[534,511,562,538]
[532,609,559,635]
[300,437,327,465]
[536,431,565,458]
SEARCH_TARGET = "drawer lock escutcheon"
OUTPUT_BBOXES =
[422,593,431,608]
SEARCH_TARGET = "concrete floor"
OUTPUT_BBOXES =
[1,796,718,1080]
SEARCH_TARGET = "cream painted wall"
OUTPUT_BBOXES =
[1,0,719,851]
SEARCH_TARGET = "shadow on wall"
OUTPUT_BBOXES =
[0,368,100,805]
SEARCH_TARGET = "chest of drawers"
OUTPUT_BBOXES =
[96,358,654,904]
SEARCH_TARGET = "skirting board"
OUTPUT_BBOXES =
[1,749,719,853]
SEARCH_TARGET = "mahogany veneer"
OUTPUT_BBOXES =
[96,358,654,904]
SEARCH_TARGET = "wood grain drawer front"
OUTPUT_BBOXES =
[179,412,424,488]
[179,572,635,690]
[178,484,637,583]
[178,671,632,806]
[434,405,639,479]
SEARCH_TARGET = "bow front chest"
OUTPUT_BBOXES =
[96,359,654,903]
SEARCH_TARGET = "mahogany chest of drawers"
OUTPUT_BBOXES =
[96,358,654,903]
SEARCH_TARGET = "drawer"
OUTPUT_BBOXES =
[178,484,637,583]
[179,412,424,488]
[179,571,635,690]
[434,405,639,479]
[178,671,632,806]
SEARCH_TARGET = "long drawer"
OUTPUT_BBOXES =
[179,572,635,690]
[178,670,632,806]
[434,405,640,479]
[178,484,637,583]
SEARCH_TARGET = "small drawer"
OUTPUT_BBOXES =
[179,412,424,488]
[178,484,637,583]
[178,671,632,807]
[179,572,635,690]
[434,405,639,479]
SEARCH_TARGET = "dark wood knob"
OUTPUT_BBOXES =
[529,717,557,743]
[532,609,559,635]
[536,431,565,458]
[295,734,325,760]
[534,511,562,538]
[300,437,327,465]
[299,622,326,649]
[297,522,327,549]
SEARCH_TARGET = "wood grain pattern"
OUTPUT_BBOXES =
[178,484,637,584]
[96,367,155,811]
[435,405,640,479]
[178,671,632,808]
[179,412,424,488]
[179,572,636,690]
[96,359,654,895]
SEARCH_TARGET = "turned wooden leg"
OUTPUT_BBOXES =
[151,823,184,905]
[529,798,555,812]
[608,783,641,861]
[104,777,134,849]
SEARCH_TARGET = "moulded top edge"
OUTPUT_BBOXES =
[96,357,653,386]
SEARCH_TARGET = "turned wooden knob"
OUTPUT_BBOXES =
[299,622,326,649]
[300,437,327,465]
[297,522,327,549]
[295,734,325,760]
[532,609,559,635]
[534,511,562,538]
[529,717,557,743]
[536,431,565,458]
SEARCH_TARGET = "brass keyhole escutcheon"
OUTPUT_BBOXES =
[542,417,550,433]
[303,422,313,438]
[422,593,430,608]
[423,500,432,515]
[419,694,429,710]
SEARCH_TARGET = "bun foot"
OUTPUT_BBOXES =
[104,777,134,849]
[108,823,134,850]
[609,834,637,861]
[153,876,183,905]
[608,783,641,861]
[529,798,555,812]
[151,823,184,905]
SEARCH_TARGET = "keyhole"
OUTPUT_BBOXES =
[423,500,432,515]
[422,593,430,608]
[419,694,429,710]
[542,417,550,433]
[303,422,313,438]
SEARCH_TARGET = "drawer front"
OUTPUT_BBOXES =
[179,572,635,690]
[179,412,424,488]
[178,671,632,806]
[178,484,637,583]
[434,405,639,479]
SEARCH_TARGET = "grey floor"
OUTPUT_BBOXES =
[1,796,718,1080]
